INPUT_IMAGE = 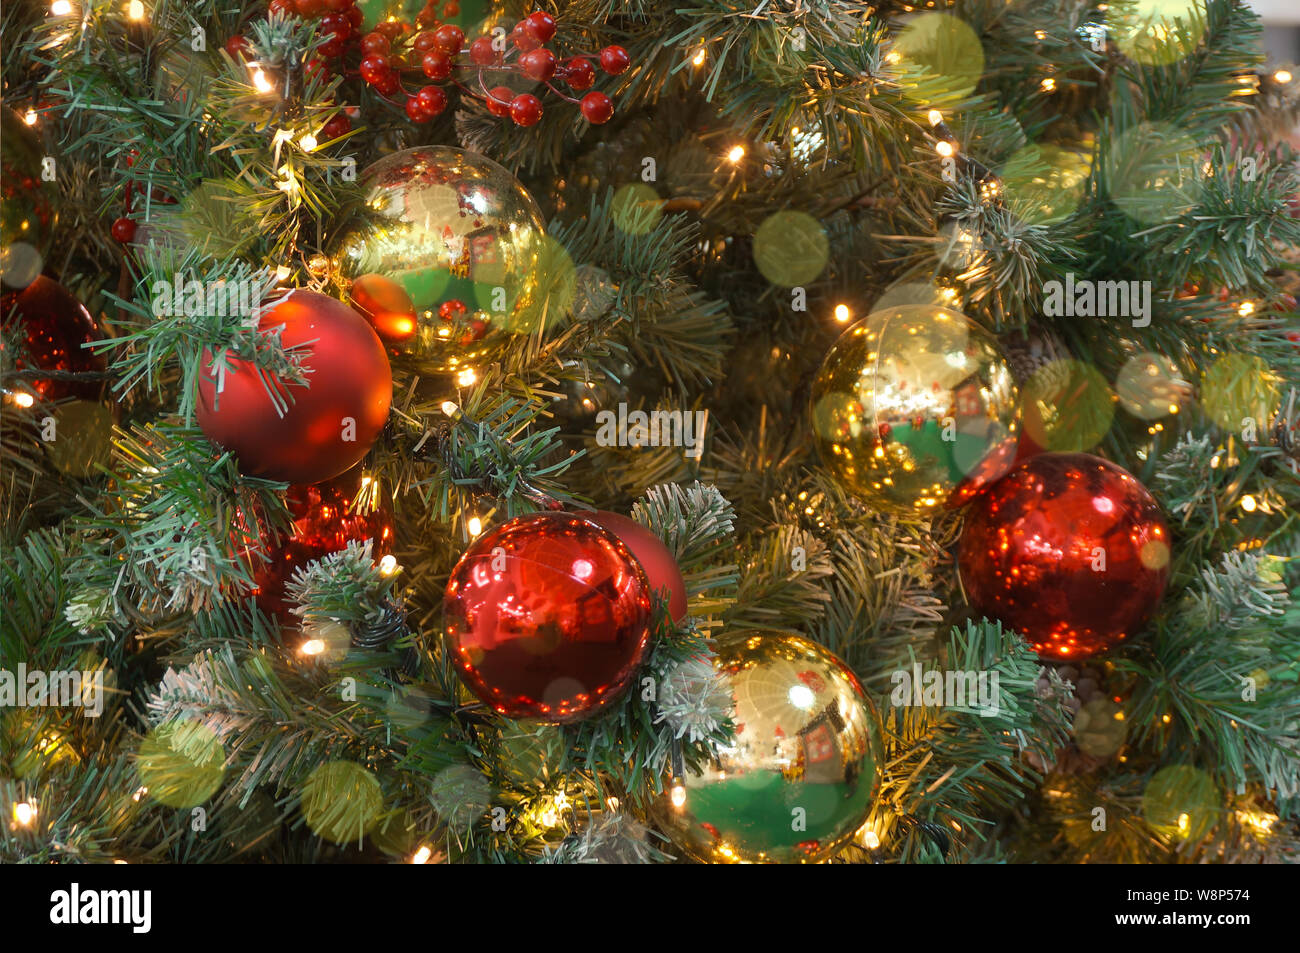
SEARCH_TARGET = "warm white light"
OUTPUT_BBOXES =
[936,140,955,157]
[861,830,880,849]
[1040,77,1056,92]
[12,391,35,408]
[411,845,432,864]
[127,0,145,20]
[378,554,398,576]
[252,69,273,94]
[274,265,291,281]
[12,800,37,826]
[1240,495,1257,513]
[456,367,477,387]
[1274,69,1293,84]
[787,684,816,710]
[51,1,72,15]
[670,782,686,809]
[691,48,706,67]
[1237,301,1254,317]
[299,133,318,153]
[467,516,483,537]
[833,304,851,323]
[927,109,943,126]
[726,145,745,164]
[301,638,326,656]
[132,786,148,802]
[22,109,37,126]
[440,400,459,417]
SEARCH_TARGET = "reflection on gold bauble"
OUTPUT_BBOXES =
[340,146,549,374]
[810,305,1020,513]
[654,632,882,864]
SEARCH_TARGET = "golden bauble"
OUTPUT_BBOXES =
[654,632,882,864]
[810,304,1020,513]
[339,146,550,374]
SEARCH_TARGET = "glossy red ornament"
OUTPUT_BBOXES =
[957,453,1171,660]
[1,276,104,401]
[196,289,392,485]
[443,512,653,723]
[582,510,688,623]
[253,468,395,617]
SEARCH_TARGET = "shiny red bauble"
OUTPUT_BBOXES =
[196,289,392,485]
[580,91,614,124]
[957,452,1171,661]
[1,276,104,401]
[443,512,653,723]
[252,469,394,617]
[582,510,688,623]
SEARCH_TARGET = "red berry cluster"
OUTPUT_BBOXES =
[232,4,627,128]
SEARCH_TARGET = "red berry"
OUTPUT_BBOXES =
[360,32,389,54]
[305,57,331,81]
[111,217,136,243]
[345,6,363,28]
[523,11,556,44]
[321,113,351,140]
[325,0,354,10]
[519,47,556,81]
[359,53,390,83]
[417,84,448,116]
[599,45,629,75]
[485,86,513,117]
[375,20,406,40]
[439,299,469,321]
[580,90,613,124]
[321,11,349,33]
[562,56,594,90]
[225,35,252,59]
[374,71,401,96]
[469,35,498,65]
[433,23,465,52]
[422,50,453,79]
[294,0,326,16]
[318,35,346,57]
[510,23,541,53]
[413,30,438,51]
[509,93,542,126]
[445,1,460,14]
[406,96,432,122]
[268,0,292,15]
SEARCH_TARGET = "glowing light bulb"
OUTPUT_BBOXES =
[691,48,706,67]
[1237,301,1254,316]
[670,782,686,809]
[12,391,35,408]
[22,109,37,126]
[456,367,477,387]
[726,145,745,164]
[861,830,880,849]
[301,638,326,656]
[936,140,955,157]
[51,1,72,15]
[411,845,432,864]
[1040,77,1056,92]
[1274,69,1293,84]
[274,265,291,282]
[378,554,398,576]
[440,400,459,417]
[1240,495,1257,513]
[467,516,483,537]
[299,133,318,153]
[12,800,37,826]
[127,0,145,20]
[252,69,273,94]
[834,304,851,323]
[927,109,943,126]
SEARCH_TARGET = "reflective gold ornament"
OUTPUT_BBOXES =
[340,146,550,373]
[810,305,1020,512]
[654,632,882,864]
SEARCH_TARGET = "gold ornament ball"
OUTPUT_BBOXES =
[654,631,883,864]
[810,304,1020,513]
[340,146,550,373]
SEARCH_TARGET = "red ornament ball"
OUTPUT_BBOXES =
[957,453,1171,660]
[443,512,653,723]
[252,468,395,618]
[582,510,688,623]
[0,276,104,402]
[580,91,614,124]
[196,289,392,485]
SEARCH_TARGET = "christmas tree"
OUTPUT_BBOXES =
[2,0,1298,867]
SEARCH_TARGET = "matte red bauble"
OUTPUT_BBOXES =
[582,510,688,623]
[957,452,1171,660]
[253,469,395,617]
[1,276,105,401]
[196,289,392,485]
[443,512,653,723]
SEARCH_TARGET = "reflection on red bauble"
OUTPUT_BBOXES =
[253,469,395,617]
[581,510,688,623]
[349,273,417,346]
[196,289,392,485]
[443,512,653,723]
[957,452,1171,660]
[1,276,104,401]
